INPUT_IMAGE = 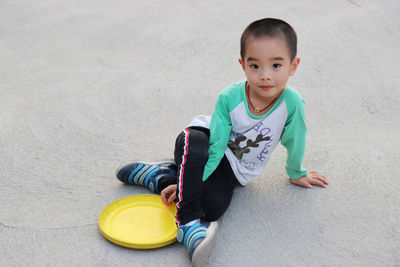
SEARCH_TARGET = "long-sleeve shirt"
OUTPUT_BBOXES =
[188,80,307,186]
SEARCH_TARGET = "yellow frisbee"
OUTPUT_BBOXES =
[98,194,177,249]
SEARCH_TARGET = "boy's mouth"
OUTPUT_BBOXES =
[259,85,273,90]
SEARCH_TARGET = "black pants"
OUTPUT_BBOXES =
[159,127,238,226]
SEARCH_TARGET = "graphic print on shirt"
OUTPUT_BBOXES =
[227,120,275,171]
[252,121,275,162]
[228,134,271,160]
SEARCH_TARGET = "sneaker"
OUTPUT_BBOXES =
[115,160,177,193]
[177,220,218,266]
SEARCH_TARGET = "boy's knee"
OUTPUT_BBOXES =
[176,128,209,162]
[188,131,209,159]
[202,200,228,222]
[202,196,230,221]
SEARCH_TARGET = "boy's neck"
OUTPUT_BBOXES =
[246,83,285,116]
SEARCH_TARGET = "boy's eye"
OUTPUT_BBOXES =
[250,64,259,70]
[272,63,281,69]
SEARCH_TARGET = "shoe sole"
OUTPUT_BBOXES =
[115,159,176,178]
[192,221,219,267]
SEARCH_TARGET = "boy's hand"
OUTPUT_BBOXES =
[289,170,328,188]
[161,184,177,206]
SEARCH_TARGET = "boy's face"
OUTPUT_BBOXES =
[239,36,300,102]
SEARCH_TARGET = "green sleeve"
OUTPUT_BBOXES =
[280,98,308,179]
[202,93,232,181]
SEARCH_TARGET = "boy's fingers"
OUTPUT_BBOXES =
[311,175,328,185]
[309,170,326,179]
[320,177,329,184]
[168,192,176,203]
[311,178,326,188]
[161,194,168,204]
[316,175,329,184]
[161,189,172,205]
[304,182,313,188]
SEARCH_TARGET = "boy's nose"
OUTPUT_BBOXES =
[260,70,272,81]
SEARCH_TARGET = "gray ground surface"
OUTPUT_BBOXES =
[1,0,399,266]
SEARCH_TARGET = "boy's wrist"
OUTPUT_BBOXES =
[287,170,308,180]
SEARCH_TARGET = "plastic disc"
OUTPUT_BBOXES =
[98,194,177,249]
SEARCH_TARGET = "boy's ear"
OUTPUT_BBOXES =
[238,58,245,70]
[289,57,300,76]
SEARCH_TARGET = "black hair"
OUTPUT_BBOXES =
[240,18,297,62]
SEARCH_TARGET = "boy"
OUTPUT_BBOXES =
[116,18,328,266]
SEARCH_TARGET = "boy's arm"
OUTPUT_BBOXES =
[281,98,328,188]
[280,98,308,179]
[202,93,232,181]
